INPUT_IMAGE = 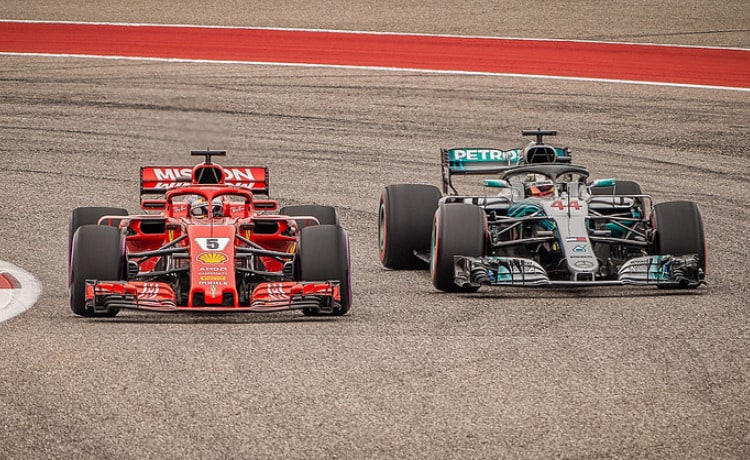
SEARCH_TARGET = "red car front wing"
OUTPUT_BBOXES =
[85,280,341,313]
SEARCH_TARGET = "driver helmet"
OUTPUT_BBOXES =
[525,174,554,197]
[189,197,224,218]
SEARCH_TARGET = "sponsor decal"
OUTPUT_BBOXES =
[574,260,595,269]
[196,237,230,251]
[267,283,290,300]
[153,168,192,181]
[450,149,521,162]
[223,167,259,181]
[551,200,582,211]
[200,275,227,281]
[198,266,228,272]
[566,237,587,242]
[225,182,261,190]
[197,252,228,264]
[141,166,268,192]
[573,244,588,253]
[147,181,262,191]
[139,282,160,299]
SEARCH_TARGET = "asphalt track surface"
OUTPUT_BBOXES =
[1,1,748,459]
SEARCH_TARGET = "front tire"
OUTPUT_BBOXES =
[69,225,125,317]
[431,204,486,292]
[379,184,442,269]
[652,201,706,287]
[296,225,352,315]
[68,207,128,280]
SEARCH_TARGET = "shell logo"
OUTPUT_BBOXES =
[198,252,228,264]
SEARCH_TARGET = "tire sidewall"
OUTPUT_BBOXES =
[69,225,125,317]
[379,184,441,269]
[296,225,352,315]
[430,204,486,292]
[652,201,706,272]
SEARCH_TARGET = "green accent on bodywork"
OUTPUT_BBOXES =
[592,178,616,187]
[490,265,512,282]
[605,222,628,238]
[508,202,538,218]
[483,179,510,188]
[508,201,555,230]
[605,210,641,238]
[648,255,671,281]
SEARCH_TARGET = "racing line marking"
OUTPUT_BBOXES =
[0,20,748,91]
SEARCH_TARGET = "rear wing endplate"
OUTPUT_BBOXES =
[441,148,523,194]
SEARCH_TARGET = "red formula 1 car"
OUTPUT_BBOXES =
[68,150,351,317]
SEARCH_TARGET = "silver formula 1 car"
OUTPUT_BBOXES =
[378,130,706,291]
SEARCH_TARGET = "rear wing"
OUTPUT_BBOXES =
[140,165,270,196]
[441,148,523,194]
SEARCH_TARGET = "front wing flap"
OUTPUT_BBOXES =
[618,254,705,288]
[454,256,550,287]
[454,254,705,288]
[85,280,341,314]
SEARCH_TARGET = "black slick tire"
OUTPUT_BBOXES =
[296,224,352,316]
[68,207,128,277]
[652,201,706,288]
[69,225,125,317]
[378,184,442,269]
[430,203,486,292]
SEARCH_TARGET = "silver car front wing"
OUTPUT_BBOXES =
[454,254,705,288]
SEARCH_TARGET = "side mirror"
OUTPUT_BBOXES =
[253,199,278,211]
[141,199,167,211]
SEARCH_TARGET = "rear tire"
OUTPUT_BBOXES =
[590,180,642,196]
[280,204,339,229]
[296,225,352,316]
[652,201,706,287]
[431,204,486,292]
[379,184,442,269]
[70,225,125,317]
